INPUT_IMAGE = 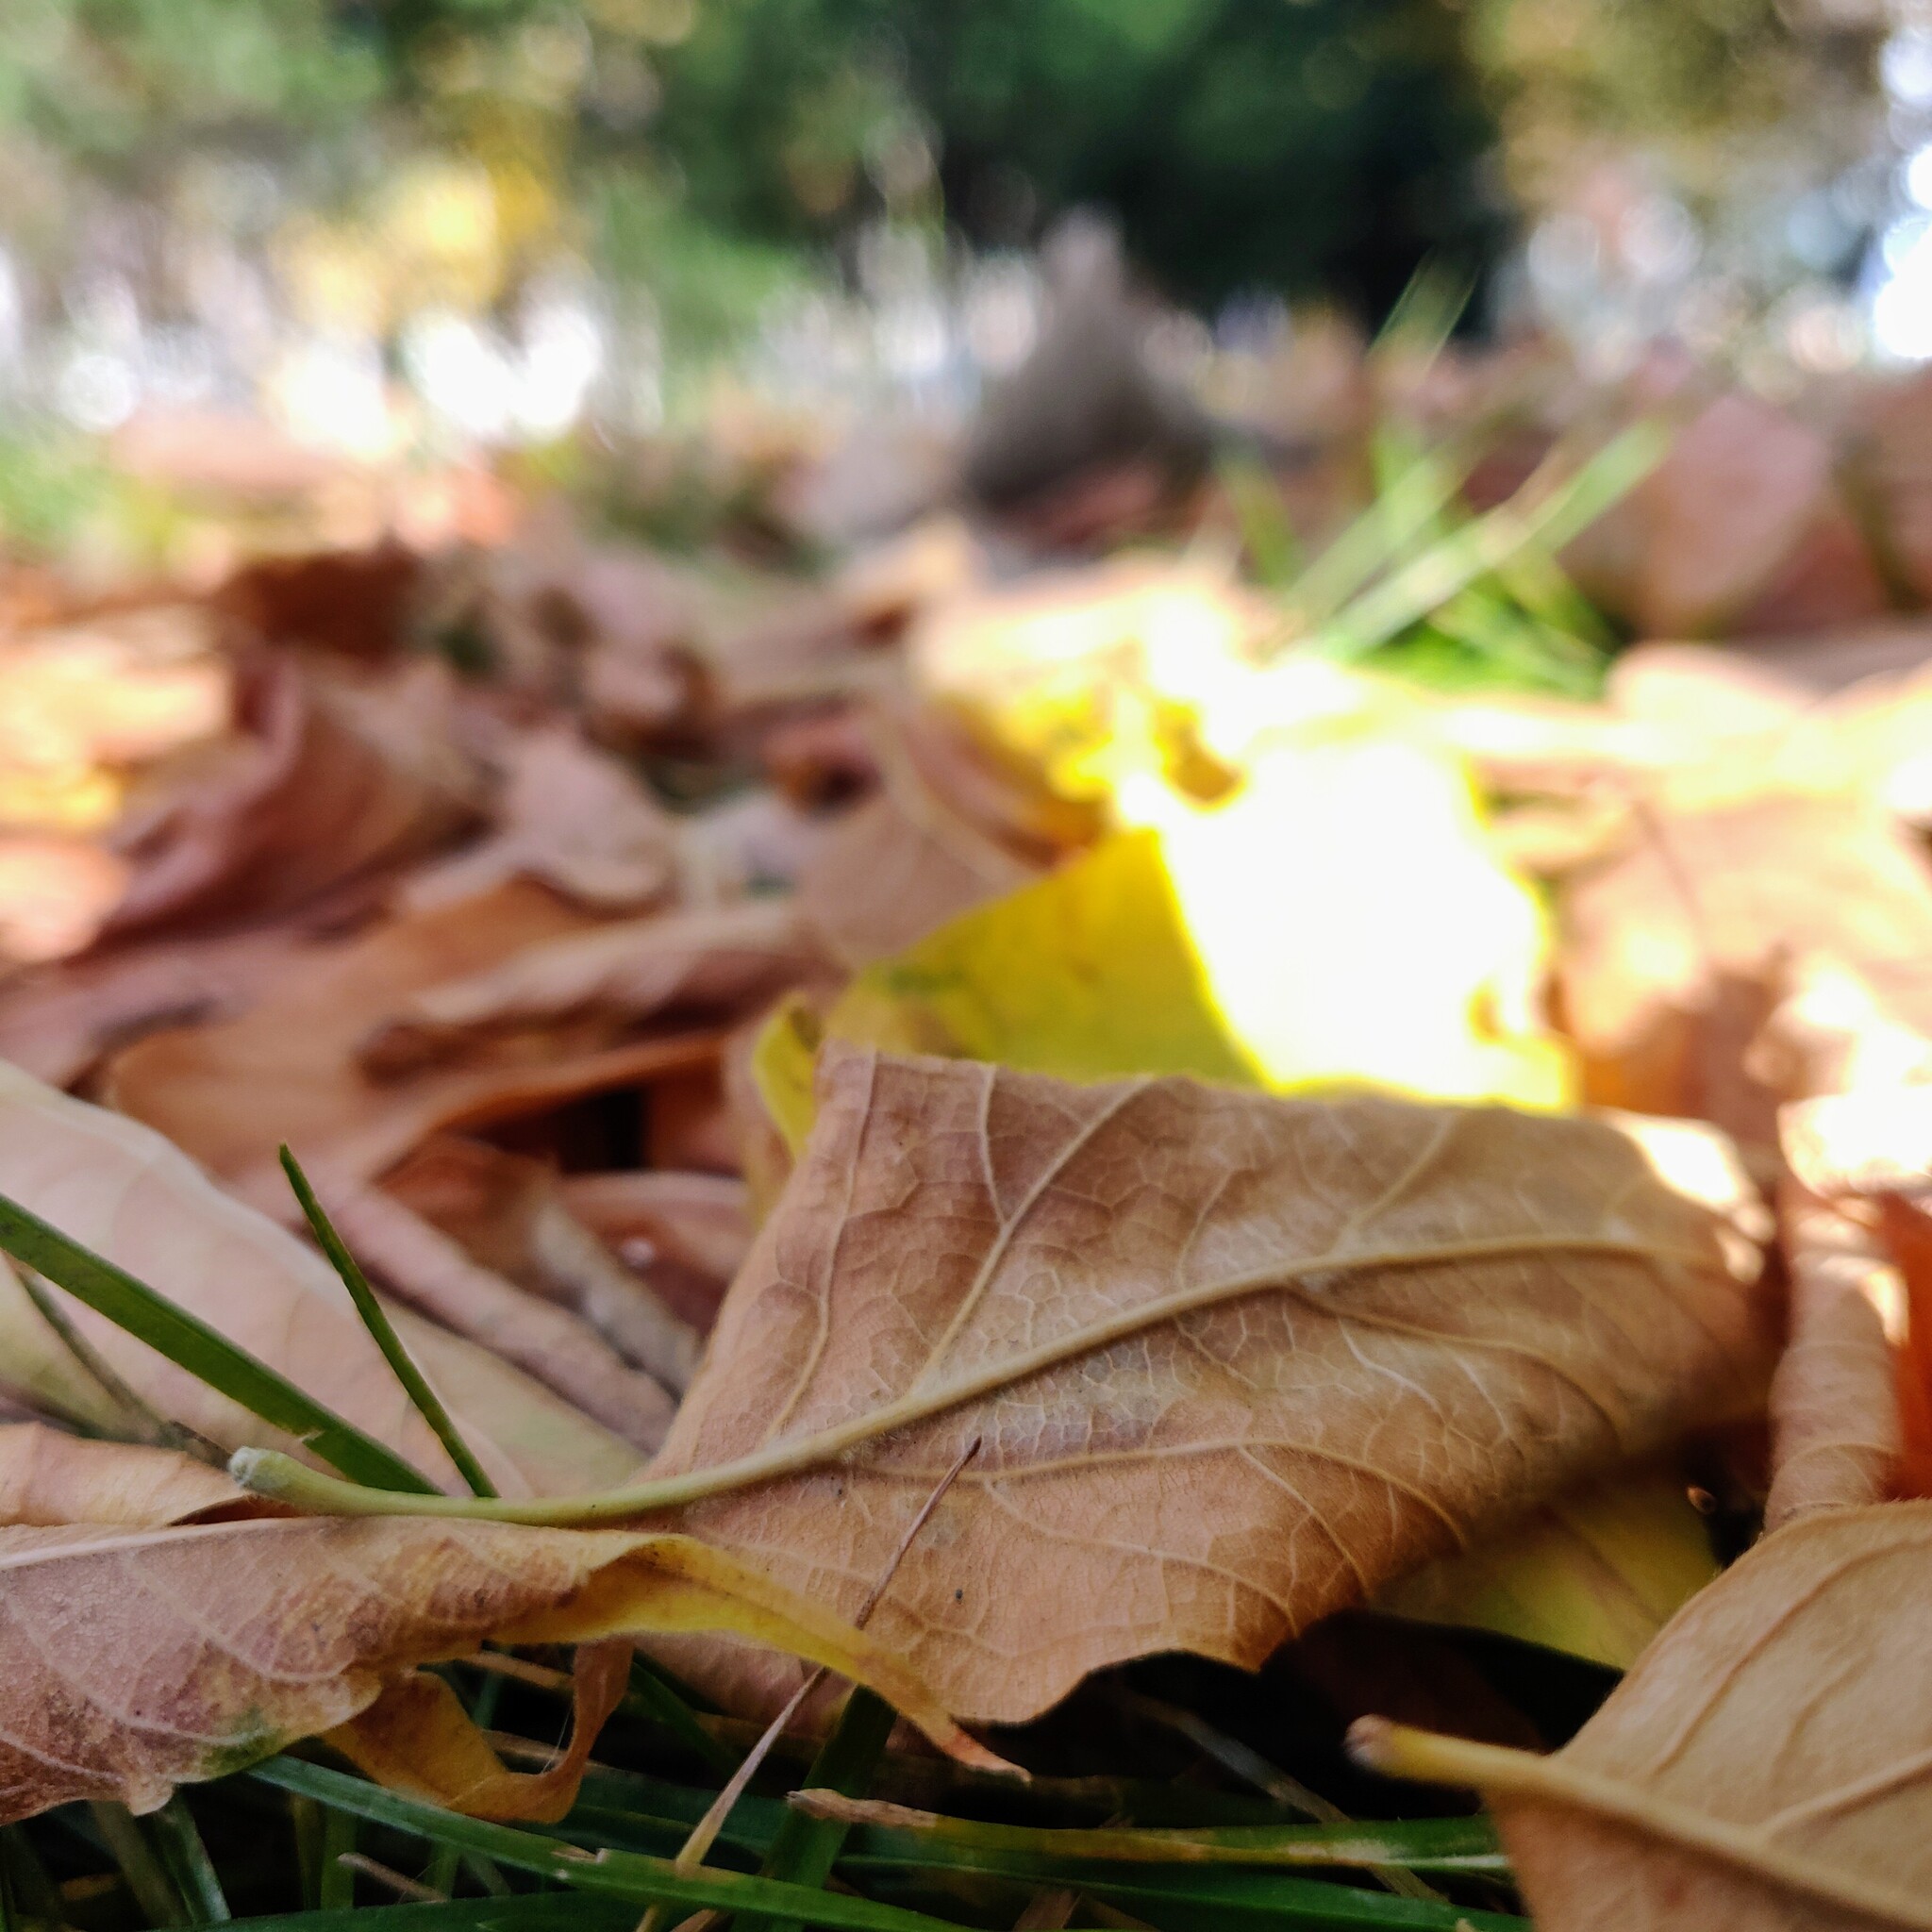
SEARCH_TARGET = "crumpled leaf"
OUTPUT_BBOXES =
[105,656,474,939]
[652,1044,1769,1724]
[104,881,721,1214]
[1357,1503,1932,1931]
[385,1136,705,1385]
[0,1422,254,1528]
[359,897,812,1079]
[0,922,314,1087]
[0,1058,637,1496]
[0,1452,1004,1824]
[305,1179,680,1453]
[400,725,676,914]
[0,833,129,965]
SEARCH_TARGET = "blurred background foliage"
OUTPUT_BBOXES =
[0,0,1909,469]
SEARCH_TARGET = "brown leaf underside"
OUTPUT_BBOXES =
[1479,1506,1932,1931]
[647,1044,1771,1724]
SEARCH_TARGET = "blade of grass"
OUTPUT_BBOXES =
[626,1658,740,1780]
[147,1797,230,1924]
[89,1806,187,1928]
[256,1757,1515,1931]
[789,1796,1506,1875]
[0,1827,66,1932]
[214,1900,641,1932]
[1217,453,1302,588]
[1319,421,1667,660]
[655,1441,980,1932]
[279,1147,494,1498]
[251,1759,1015,1931]
[0,1194,435,1495]
[739,1690,899,1932]
[1280,440,1476,635]
[320,1807,357,1912]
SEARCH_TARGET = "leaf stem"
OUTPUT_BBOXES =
[233,1227,1731,1524]
[278,1146,495,1498]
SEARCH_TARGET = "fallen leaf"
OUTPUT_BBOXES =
[327,1640,629,1824]
[104,656,473,938]
[0,1491,1002,1824]
[799,790,1037,973]
[308,1179,680,1452]
[0,1423,256,1528]
[558,1168,753,1294]
[651,1044,1769,1724]
[213,541,421,662]
[400,725,676,915]
[1557,795,1932,1133]
[103,881,721,1213]
[0,1058,638,1496]
[385,1137,705,1383]
[1766,1183,1904,1532]
[0,922,312,1087]
[359,897,812,1079]
[1355,1503,1932,1931]
[1376,1464,1720,1672]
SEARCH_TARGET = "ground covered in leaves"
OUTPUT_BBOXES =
[7,327,1932,1930]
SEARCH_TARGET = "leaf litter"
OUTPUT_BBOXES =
[10,340,1932,1929]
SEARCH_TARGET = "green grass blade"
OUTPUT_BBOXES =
[1321,421,1666,659]
[217,1902,641,1932]
[1219,453,1303,588]
[320,1807,356,1912]
[250,1760,1000,1932]
[278,1149,494,1498]
[742,1688,898,1932]
[1283,441,1475,635]
[0,1191,435,1495]
[791,1798,1506,1875]
[148,1797,231,1923]
[90,1805,188,1927]
[625,1657,740,1778]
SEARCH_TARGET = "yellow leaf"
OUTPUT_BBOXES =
[1376,1465,1720,1671]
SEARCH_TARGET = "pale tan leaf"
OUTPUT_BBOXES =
[1356,1505,1932,1931]
[0,1424,255,1528]
[1767,1184,1904,1532]
[0,1058,638,1496]
[648,1044,1771,1724]
[0,1503,1002,1824]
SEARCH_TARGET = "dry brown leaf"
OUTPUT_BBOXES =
[0,922,312,1088]
[646,1044,1770,1724]
[0,1424,257,1528]
[384,1137,704,1386]
[400,725,676,915]
[103,881,721,1213]
[1767,1183,1904,1532]
[0,1495,1000,1824]
[558,1167,753,1314]
[310,1179,679,1452]
[1557,795,1932,1135]
[0,1058,637,1496]
[104,656,473,938]
[359,897,811,1079]
[1357,1504,1932,1931]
